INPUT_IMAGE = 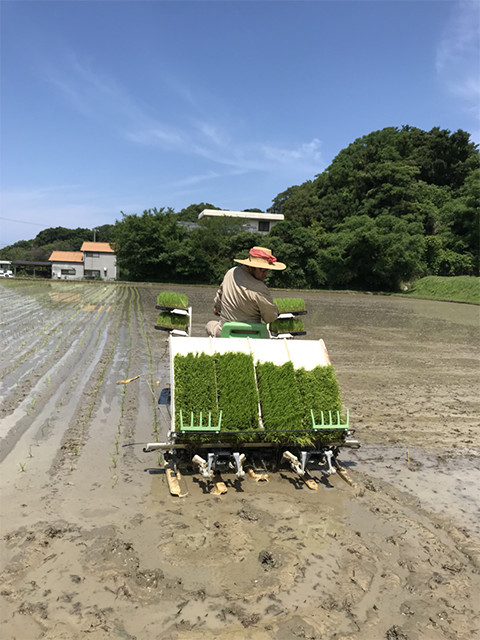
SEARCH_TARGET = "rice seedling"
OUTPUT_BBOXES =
[255,361,304,442]
[269,318,305,334]
[155,312,189,330]
[273,298,306,313]
[295,365,344,443]
[173,353,219,441]
[214,352,259,440]
[173,345,347,446]
[296,365,342,421]
[255,361,345,446]
[156,291,188,309]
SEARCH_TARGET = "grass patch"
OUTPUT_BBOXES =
[157,291,188,309]
[403,276,479,304]
[274,297,305,313]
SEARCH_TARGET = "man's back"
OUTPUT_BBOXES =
[217,265,278,325]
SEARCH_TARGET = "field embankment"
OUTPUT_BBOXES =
[403,275,480,304]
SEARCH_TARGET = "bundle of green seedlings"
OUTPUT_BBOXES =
[174,351,261,443]
[273,297,306,314]
[156,291,188,309]
[269,317,305,335]
[174,350,346,446]
[155,311,189,331]
[214,352,260,442]
[173,353,219,442]
[295,365,344,444]
[256,361,345,445]
[255,361,306,444]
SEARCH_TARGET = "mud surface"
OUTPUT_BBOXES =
[1,280,479,639]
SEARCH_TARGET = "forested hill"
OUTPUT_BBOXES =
[267,126,479,290]
[2,126,478,292]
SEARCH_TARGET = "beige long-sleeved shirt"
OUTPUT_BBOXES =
[213,265,279,326]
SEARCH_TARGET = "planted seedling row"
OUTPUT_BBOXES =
[133,286,159,438]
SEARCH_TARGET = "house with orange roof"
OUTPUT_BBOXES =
[49,242,117,280]
[80,242,117,280]
[49,251,84,280]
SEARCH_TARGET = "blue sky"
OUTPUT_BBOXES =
[1,0,479,248]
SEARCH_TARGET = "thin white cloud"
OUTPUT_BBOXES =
[3,184,84,202]
[158,170,223,189]
[436,1,479,73]
[43,51,325,180]
[126,127,187,147]
[261,138,322,165]
[436,0,480,138]
[45,51,151,127]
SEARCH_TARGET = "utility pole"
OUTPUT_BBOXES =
[93,228,97,242]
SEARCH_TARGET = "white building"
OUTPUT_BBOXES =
[198,209,284,234]
[49,242,117,281]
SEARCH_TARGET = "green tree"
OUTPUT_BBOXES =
[34,227,92,249]
[0,239,34,261]
[111,208,188,281]
[269,181,320,227]
[176,203,219,222]
[437,168,480,275]
[268,220,328,289]
[319,214,426,290]
[93,224,115,242]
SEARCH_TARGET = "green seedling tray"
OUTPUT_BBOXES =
[156,291,189,309]
[155,311,189,330]
[274,297,306,314]
[270,318,306,335]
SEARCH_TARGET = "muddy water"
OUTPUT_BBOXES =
[0,280,479,640]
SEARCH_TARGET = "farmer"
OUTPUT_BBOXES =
[205,246,287,337]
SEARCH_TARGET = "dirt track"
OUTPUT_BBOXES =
[1,280,479,640]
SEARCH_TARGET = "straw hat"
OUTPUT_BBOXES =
[234,246,286,271]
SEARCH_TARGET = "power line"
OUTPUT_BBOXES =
[0,216,51,227]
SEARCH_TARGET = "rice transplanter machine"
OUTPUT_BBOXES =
[144,310,359,495]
